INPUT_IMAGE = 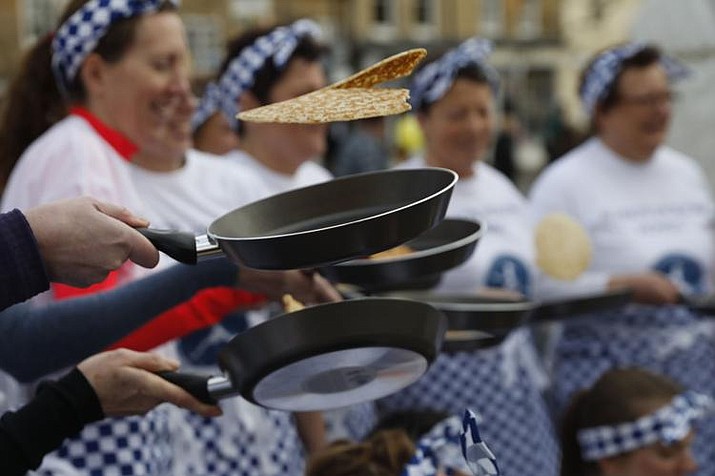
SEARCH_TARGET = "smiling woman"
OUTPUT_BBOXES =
[0,1,197,474]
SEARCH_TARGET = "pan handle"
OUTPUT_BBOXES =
[158,371,216,404]
[137,228,200,265]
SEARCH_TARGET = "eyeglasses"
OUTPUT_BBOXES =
[617,90,678,108]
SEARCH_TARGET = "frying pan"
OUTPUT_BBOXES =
[139,168,457,270]
[159,297,447,411]
[380,290,632,351]
[319,219,483,293]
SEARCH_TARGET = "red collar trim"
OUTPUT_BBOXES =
[70,107,138,161]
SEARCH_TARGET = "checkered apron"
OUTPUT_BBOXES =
[378,329,559,476]
[550,304,715,476]
[170,399,304,476]
[37,406,174,476]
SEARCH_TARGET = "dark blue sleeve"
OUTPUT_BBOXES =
[0,210,49,310]
[0,258,239,382]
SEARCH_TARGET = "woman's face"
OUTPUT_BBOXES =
[244,57,327,173]
[596,62,673,160]
[85,11,192,158]
[418,78,495,176]
[601,433,698,476]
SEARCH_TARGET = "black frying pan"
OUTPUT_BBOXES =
[160,297,447,411]
[139,168,457,270]
[319,219,483,293]
[381,290,632,351]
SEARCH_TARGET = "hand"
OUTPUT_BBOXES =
[77,349,222,418]
[23,197,160,287]
[237,267,342,305]
[608,271,680,305]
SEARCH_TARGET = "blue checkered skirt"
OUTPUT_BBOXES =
[377,329,560,476]
[170,399,305,476]
[38,406,173,475]
[550,305,715,476]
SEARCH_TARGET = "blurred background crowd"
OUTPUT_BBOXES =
[1,0,715,193]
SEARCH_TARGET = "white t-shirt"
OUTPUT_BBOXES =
[129,149,262,234]
[397,157,535,296]
[529,137,715,300]
[1,115,150,285]
[225,149,332,197]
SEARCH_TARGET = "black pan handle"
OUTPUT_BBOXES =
[137,228,197,265]
[158,371,216,404]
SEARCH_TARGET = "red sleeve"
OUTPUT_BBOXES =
[52,271,120,299]
[107,287,267,352]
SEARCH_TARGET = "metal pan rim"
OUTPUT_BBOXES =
[207,167,458,241]
[332,218,485,266]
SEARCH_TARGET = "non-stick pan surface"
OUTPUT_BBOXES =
[141,168,457,270]
[319,219,482,293]
[160,297,447,411]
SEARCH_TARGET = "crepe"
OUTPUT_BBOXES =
[369,244,414,260]
[237,48,427,124]
[237,88,411,124]
[535,213,592,281]
[330,48,428,89]
[282,294,305,313]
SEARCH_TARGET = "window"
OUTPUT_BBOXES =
[415,0,432,24]
[230,0,273,21]
[22,0,68,46]
[183,14,224,77]
[371,0,398,42]
[480,0,504,38]
[374,0,395,24]
[411,0,439,41]
[515,0,542,39]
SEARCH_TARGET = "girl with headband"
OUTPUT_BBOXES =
[529,42,715,475]
[561,367,711,476]
[1,2,338,474]
[377,37,559,476]
[192,20,333,194]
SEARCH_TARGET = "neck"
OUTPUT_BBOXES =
[132,151,186,172]
[599,134,655,163]
[240,134,300,175]
[424,147,475,179]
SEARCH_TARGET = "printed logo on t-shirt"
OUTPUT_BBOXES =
[485,254,531,296]
[653,253,704,295]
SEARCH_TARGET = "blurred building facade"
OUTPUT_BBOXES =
[0,0,648,137]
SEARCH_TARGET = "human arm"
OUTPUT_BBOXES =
[0,209,48,310]
[295,412,327,454]
[530,171,681,304]
[0,196,159,311]
[0,349,220,476]
[0,258,242,382]
[22,196,159,287]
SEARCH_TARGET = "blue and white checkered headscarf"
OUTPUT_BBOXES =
[580,42,690,118]
[52,0,180,96]
[409,37,499,111]
[192,19,322,131]
[401,410,500,476]
[578,391,715,461]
